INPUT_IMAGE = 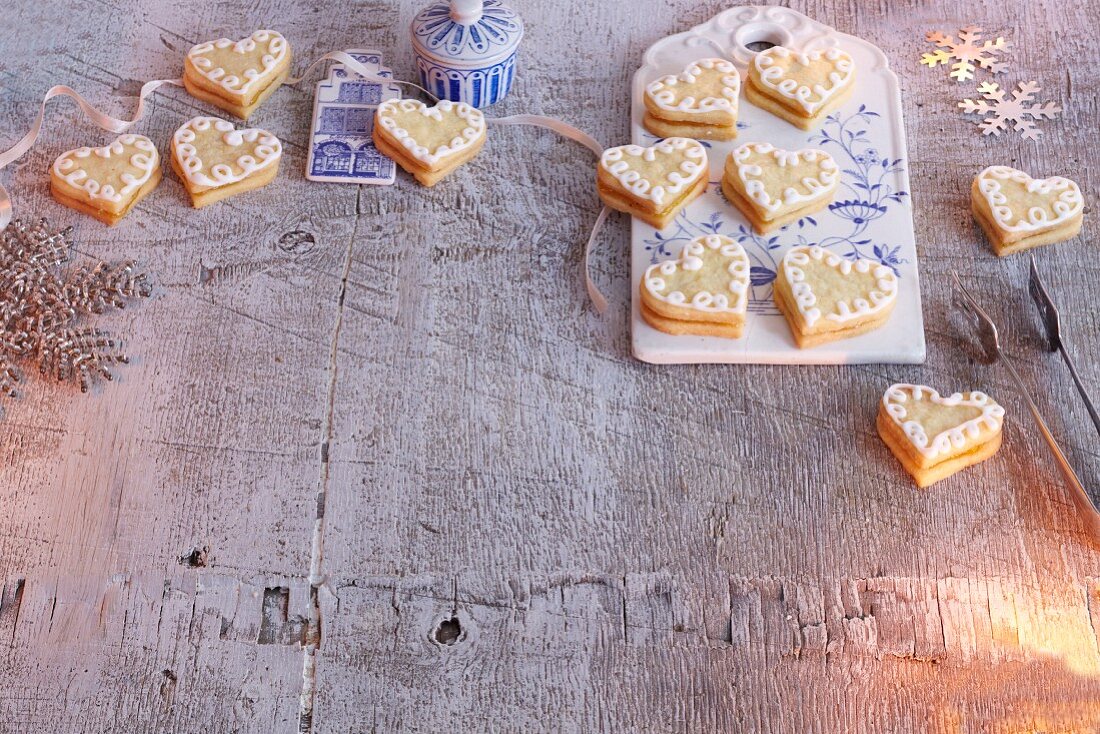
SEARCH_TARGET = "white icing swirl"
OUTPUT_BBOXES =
[976,165,1083,233]
[600,138,707,207]
[643,234,749,314]
[882,384,1005,460]
[172,116,282,188]
[188,30,288,96]
[781,246,897,327]
[52,134,158,203]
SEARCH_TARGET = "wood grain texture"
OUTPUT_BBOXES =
[1,0,1098,732]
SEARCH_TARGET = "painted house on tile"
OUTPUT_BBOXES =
[306,52,401,184]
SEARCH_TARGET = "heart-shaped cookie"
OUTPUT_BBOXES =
[972,165,1084,255]
[774,246,898,348]
[171,116,282,207]
[722,142,839,233]
[727,142,838,214]
[50,134,161,225]
[878,384,1004,487]
[643,58,741,140]
[601,139,707,207]
[598,138,708,229]
[184,30,291,118]
[747,46,854,129]
[376,99,485,167]
[644,58,741,136]
[188,30,288,97]
[373,99,487,186]
[642,234,749,330]
[882,385,1004,460]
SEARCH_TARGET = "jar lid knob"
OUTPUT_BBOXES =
[450,0,483,24]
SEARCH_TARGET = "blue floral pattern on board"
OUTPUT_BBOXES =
[642,106,909,314]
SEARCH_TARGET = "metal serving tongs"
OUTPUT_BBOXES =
[1028,256,1100,438]
[952,273,1100,540]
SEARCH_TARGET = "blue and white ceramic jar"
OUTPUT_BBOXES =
[410,0,524,108]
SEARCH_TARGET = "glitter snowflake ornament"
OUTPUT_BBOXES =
[959,81,1062,140]
[0,218,150,413]
[921,26,1008,81]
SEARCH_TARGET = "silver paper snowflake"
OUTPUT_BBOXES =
[958,81,1062,140]
[0,218,150,411]
[921,26,1008,81]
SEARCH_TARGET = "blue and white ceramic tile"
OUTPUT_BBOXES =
[629,6,925,365]
[305,51,401,185]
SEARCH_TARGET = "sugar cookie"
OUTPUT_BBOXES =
[971,166,1084,256]
[184,30,291,119]
[640,234,749,338]
[171,116,282,208]
[50,134,160,225]
[643,58,741,141]
[722,142,839,233]
[373,99,486,187]
[774,245,897,348]
[745,46,854,130]
[597,138,708,230]
[877,384,1004,488]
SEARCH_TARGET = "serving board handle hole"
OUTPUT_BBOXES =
[734,23,791,55]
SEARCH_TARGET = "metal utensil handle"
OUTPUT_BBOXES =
[1001,355,1100,538]
[1058,345,1100,438]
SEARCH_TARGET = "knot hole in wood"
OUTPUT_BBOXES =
[432,616,464,646]
[277,230,316,255]
[178,545,209,568]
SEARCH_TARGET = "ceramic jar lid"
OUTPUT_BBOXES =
[410,0,524,68]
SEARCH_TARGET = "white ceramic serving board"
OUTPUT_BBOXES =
[630,6,925,364]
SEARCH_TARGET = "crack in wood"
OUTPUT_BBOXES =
[296,187,361,732]
[1,578,25,644]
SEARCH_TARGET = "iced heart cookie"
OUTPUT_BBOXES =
[722,142,839,233]
[597,138,708,230]
[774,246,897,348]
[184,30,291,119]
[971,166,1084,256]
[640,234,750,338]
[50,134,160,226]
[746,46,854,130]
[171,116,282,208]
[643,58,741,141]
[373,99,486,187]
[877,384,1005,488]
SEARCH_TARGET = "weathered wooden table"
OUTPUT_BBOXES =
[2,1,1099,731]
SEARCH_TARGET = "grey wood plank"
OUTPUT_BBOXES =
[1,1,362,730]
[0,0,1098,732]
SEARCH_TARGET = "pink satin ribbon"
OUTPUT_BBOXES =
[288,55,611,311]
[486,115,607,312]
[582,206,611,313]
[291,59,612,312]
[487,114,602,156]
[0,56,610,312]
[0,79,183,230]
[285,51,439,101]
